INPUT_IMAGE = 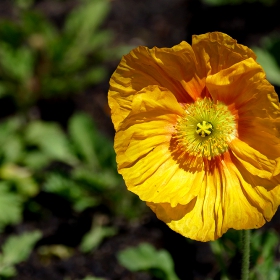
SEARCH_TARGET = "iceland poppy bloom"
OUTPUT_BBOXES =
[108,32,280,241]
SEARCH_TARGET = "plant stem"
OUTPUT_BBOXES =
[241,229,250,280]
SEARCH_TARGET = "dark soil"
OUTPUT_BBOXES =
[1,0,280,279]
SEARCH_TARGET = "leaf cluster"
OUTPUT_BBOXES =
[0,0,119,109]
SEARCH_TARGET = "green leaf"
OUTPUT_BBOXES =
[250,230,280,279]
[0,182,22,228]
[72,168,118,191]
[22,11,58,42]
[253,47,280,86]
[25,121,77,164]
[68,113,99,167]
[0,43,34,81]
[0,265,16,278]
[81,276,106,280]
[62,0,111,68]
[202,0,276,5]
[80,225,116,253]
[14,0,34,9]
[0,164,38,197]
[83,66,107,86]
[2,134,24,163]
[0,117,22,145]
[22,150,52,170]
[117,243,180,280]
[0,231,42,277]
[0,20,22,47]
[0,230,41,267]
[43,173,99,212]
[64,0,110,40]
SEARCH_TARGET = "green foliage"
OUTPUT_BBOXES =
[210,229,240,279]
[0,0,120,109]
[202,0,276,6]
[80,218,116,253]
[0,230,42,278]
[0,111,143,222]
[250,230,280,280]
[209,229,280,280]
[253,48,280,86]
[25,120,77,165]
[0,183,22,230]
[252,34,280,86]
[117,243,180,280]
[81,276,106,280]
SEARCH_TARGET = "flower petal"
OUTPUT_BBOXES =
[109,42,204,130]
[206,58,279,118]
[206,57,280,164]
[115,86,205,206]
[229,138,280,178]
[192,32,256,76]
[147,152,279,241]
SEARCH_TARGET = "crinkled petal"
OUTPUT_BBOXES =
[206,57,280,164]
[206,58,279,119]
[109,41,205,130]
[147,152,280,241]
[192,32,256,77]
[115,86,205,206]
[229,138,280,178]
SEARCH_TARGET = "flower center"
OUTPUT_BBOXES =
[196,121,213,137]
[175,98,237,159]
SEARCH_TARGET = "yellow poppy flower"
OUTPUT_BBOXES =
[108,32,280,241]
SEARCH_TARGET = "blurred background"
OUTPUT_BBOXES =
[0,0,279,279]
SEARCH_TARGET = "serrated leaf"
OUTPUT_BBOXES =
[117,243,179,280]
[1,230,42,265]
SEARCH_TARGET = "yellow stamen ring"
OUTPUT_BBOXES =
[196,121,213,137]
[175,98,237,159]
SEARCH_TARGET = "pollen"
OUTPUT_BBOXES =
[175,98,237,159]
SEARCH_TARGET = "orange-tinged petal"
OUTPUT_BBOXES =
[192,32,256,77]
[229,138,280,178]
[147,152,279,241]
[109,41,205,130]
[206,58,279,119]
[115,86,205,206]
[230,153,280,220]
[206,57,280,164]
